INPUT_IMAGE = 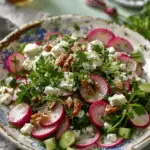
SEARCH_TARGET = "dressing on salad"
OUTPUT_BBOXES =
[0,28,150,150]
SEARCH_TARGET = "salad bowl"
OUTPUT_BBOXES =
[0,15,150,150]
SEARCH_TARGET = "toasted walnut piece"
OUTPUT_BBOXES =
[114,80,123,90]
[81,80,98,95]
[55,53,69,67]
[44,45,52,52]
[105,105,120,114]
[30,113,49,126]
[63,54,73,72]
[73,98,83,116]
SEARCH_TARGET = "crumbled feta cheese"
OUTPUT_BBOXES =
[120,73,128,81]
[107,47,115,54]
[86,126,94,133]
[0,93,12,105]
[59,72,75,91]
[44,86,60,95]
[135,77,146,83]
[87,40,104,52]
[20,123,34,135]
[5,77,14,86]
[77,110,85,118]
[106,134,117,143]
[104,122,112,130]
[120,64,126,71]
[108,94,127,106]
[71,34,78,40]
[22,58,32,71]
[51,41,69,58]
[82,51,102,71]
[0,87,13,95]
[73,130,80,139]
[23,43,41,57]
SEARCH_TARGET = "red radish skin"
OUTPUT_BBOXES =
[96,136,124,148]
[89,100,108,127]
[56,116,70,139]
[41,103,64,127]
[31,124,58,139]
[108,37,133,54]
[124,80,131,91]
[15,76,27,85]
[128,108,150,128]
[80,75,110,103]
[87,28,115,45]
[74,130,100,148]
[118,54,137,72]
[8,103,32,127]
[6,53,26,74]
[44,32,62,41]
[85,0,106,7]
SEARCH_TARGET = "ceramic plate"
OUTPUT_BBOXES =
[115,0,148,8]
[0,15,150,150]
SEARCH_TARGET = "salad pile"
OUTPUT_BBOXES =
[0,28,150,150]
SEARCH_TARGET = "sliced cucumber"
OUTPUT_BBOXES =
[66,147,75,150]
[131,51,144,64]
[44,138,57,150]
[118,127,131,139]
[59,131,76,149]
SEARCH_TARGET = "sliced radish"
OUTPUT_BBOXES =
[56,116,70,139]
[87,28,115,45]
[16,76,27,85]
[89,100,108,127]
[74,130,100,148]
[80,75,110,103]
[41,103,64,127]
[44,32,62,41]
[96,136,124,148]
[118,54,137,72]
[6,53,26,74]
[124,80,131,91]
[108,37,133,54]
[31,124,58,139]
[128,106,150,128]
[8,103,32,127]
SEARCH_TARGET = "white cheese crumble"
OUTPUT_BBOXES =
[108,94,127,106]
[22,58,32,71]
[23,43,41,57]
[59,72,75,91]
[87,40,104,52]
[77,110,85,118]
[44,86,60,96]
[20,123,34,135]
[106,134,117,143]
[0,87,13,95]
[135,77,146,83]
[51,41,69,58]
[0,93,12,105]
[5,77,14,86]
[107,47,115,54]
[120,64,126,70]
[104,122,112,130]
[82,51,102,71]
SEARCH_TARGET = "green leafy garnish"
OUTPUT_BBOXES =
[139,83,150,93]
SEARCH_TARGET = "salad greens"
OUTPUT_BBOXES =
[1,27,150,149]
